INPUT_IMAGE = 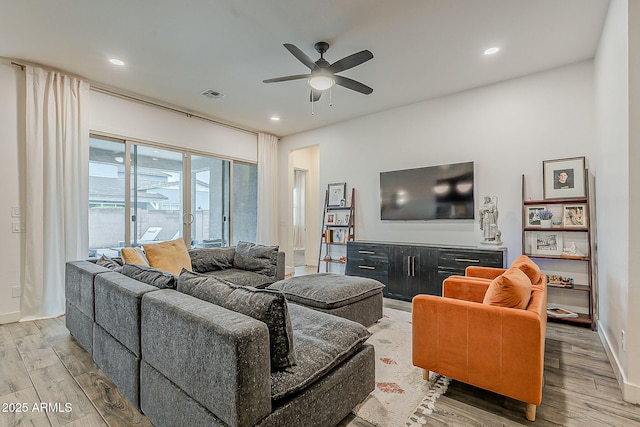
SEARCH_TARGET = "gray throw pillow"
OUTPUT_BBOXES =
[177,269,296,371]
[121,263,177,289]
[188,247,236,273]
[96,254,123,270]
[233,241,278,278]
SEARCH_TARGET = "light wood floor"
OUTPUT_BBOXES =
[1,301,639,427]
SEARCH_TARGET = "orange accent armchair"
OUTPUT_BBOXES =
[412,265,547,421]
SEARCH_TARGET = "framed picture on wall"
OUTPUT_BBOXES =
[526,205,547,227]
[328,182,346,207]
[563,204,587,228]
[543,157,586,199]
[529,232,563,256]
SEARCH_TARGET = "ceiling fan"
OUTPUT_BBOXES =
[263,42,374,102]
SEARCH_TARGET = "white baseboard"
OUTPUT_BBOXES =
[598,320,640,404]
[0,311,21,325]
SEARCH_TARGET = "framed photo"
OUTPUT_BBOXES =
[543,157,586,199]
[526,205,547,227]
[563,204,587,227]
[327,182,346,207]
[326,213,335,224]
[529,232,563,256]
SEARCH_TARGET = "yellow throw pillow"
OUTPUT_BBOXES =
[482,267,532,309]
[121,247,149,266]
[143,238,192,275]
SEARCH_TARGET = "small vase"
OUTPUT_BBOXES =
[540,219,552,228]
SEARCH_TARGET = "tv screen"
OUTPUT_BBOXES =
[380,161,474,220]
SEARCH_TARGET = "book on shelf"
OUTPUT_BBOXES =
[547,307,579,318]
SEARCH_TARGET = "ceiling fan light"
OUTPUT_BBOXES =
[308,75,335,91]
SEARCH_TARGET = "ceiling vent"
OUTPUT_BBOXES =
[201,89,225,100]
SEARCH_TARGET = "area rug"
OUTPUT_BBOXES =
[353,307,449,426]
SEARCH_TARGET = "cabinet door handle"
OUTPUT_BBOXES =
[407,256,411,276]
[358,250,376,255]
[358,265,375,270]
[454,258,480,263]
[412,256,416,276]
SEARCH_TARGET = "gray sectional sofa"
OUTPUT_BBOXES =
[65,245,375,427]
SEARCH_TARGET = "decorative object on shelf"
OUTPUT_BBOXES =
[479,195,502,245]
[562,242,585,258]
[538,210,553,228]
[526,205,546,227]
[563,204,586,227]
[543,156,586,199]
[547,307,578,318]
[547,275,574,288]
[327,182,346,207]
[529,232,563,256]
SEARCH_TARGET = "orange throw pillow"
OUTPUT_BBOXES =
[510,255,542,285]
[121,247,149,266]
[143,238,192,275]
[483,267,532,309]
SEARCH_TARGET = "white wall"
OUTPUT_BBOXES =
[0,61,258,322]
[278,61,596,269]
[594,0,640,403]
[0,60,25,323]
[628,0,640,400]
[90,91,257,162]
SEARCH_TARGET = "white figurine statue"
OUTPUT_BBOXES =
[562,242,585,257]
[479,195,502,245]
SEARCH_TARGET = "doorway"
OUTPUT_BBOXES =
[293,169,307,266]
[288,145,319,277]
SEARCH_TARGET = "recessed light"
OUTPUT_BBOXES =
[484,47,500,55]
[270,116,281,122]
[109,58,125,66]
[153,150,160,153]
[152,158,158,161]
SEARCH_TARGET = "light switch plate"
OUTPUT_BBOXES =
[11,207,21,217]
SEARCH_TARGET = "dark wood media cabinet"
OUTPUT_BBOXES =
[345,241,507,301]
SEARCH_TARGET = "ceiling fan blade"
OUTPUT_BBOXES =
[283,43,318,71]
[334,75,373,95]
[263,74,310,83]
[328,50,373,73]
[310,89,323,102]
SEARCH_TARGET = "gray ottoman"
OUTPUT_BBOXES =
[267,273,384,326]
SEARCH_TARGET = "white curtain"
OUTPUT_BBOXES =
[293,169,306,250]
[256,132,278,245]
[21,66,90,321]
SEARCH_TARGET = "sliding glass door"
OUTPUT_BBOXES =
[190,155,230,248]
[130,145,184,246]
[88,134,256,254]
[233,162,257,245]
[88,136,126,257]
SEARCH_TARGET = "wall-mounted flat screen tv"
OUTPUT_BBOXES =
[380,161,474,220]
